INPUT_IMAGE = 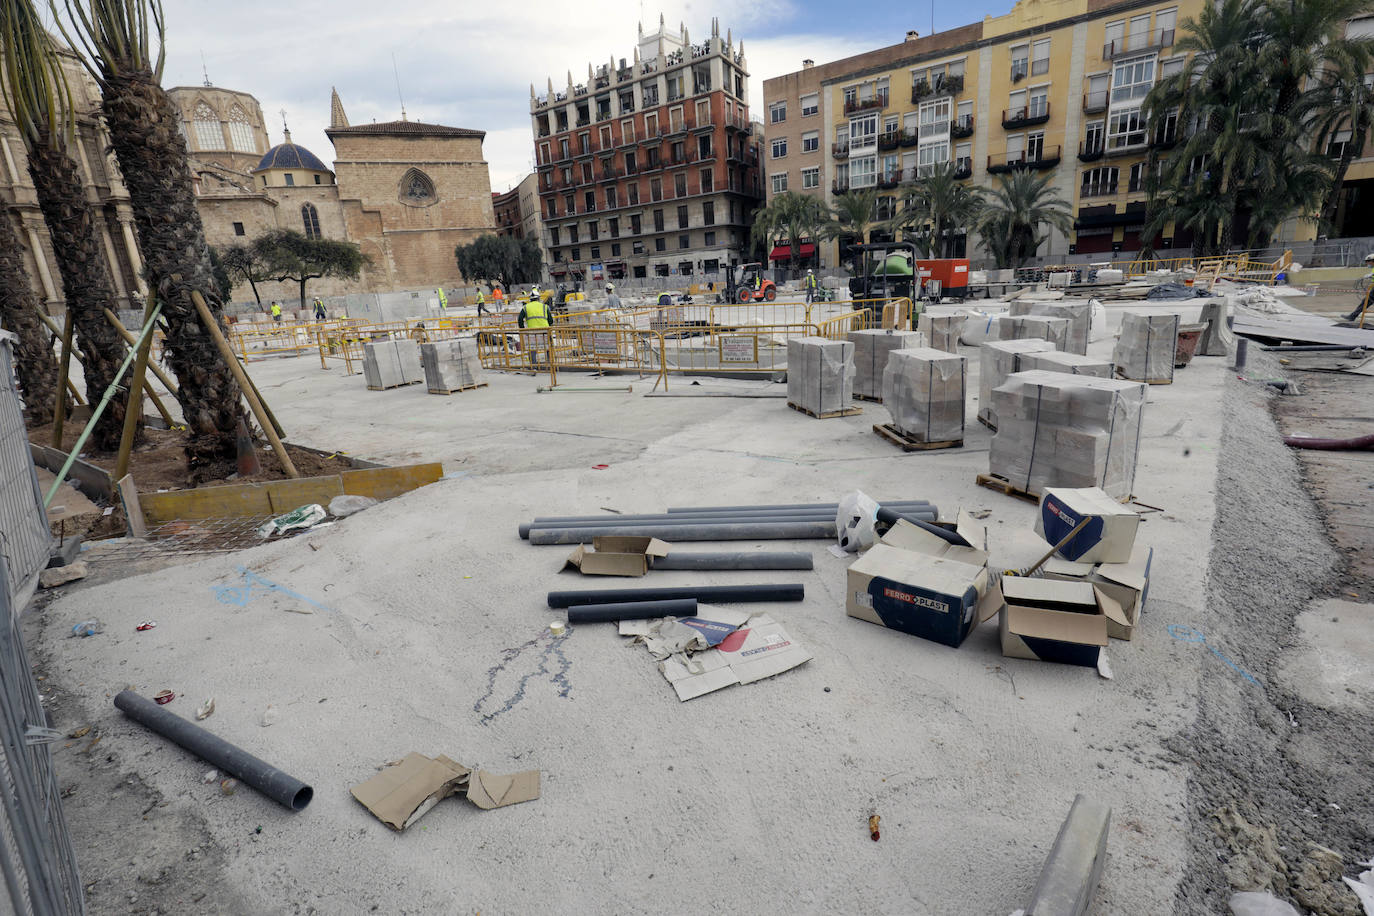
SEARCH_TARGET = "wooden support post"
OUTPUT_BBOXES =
[190,290,298,478]
[51,308,75,447]
[102,307,179,396]
[114,292,158,481]
[235,356,286,439]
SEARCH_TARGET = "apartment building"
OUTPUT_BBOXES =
[1326,14,1374,239]
[764,0,1204,266]
[529,17,763,283]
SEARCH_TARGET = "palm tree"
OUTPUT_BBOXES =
[0,208,62,424]
[977,170,1073,268]
[750,191,827,271]
[57,0,246,475]
[1,0,133,450]
[822,188,882,268]
[1258,0,1373,123]
[1300,44,1374,229]
[891,163,984,258]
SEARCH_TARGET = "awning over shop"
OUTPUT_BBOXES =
[769,243,817,261]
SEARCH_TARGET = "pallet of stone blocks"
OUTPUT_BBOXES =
[978,338,1058,429]
[986,369,1146,501]
[995,315,1071,353]
[848,329,923,401]
[421,338,487,394]
[1008,300,1092,354]
[363,338,424,390]
[1018,350,1113,378]
[787,337,859,418]
[1113,311,1179,383]
[917,313,962,354]
[874,347,966,450]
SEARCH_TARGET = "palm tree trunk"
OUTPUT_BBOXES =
[1320,119,1364,230]
[0,210,62,425]
[27,137,131,451]
[99,70,245,476]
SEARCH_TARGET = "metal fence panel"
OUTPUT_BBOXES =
[0,338,51,607]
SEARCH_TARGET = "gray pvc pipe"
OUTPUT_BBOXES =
[653,551,814,571]
[529,521,837,544]
[114,690,312,811]
[876,509,971,547]
[568,598,698,623]
[532,507,856,523]
[666,500,933,513]
[549,583,805,608]
[520,509,935,539]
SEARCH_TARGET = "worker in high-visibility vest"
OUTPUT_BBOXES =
[270,301,282,323]
[492,286,504,305]
[435,288,448,310]
[519,289,550,364]
[475,288,487,317]
[804,269,818,304]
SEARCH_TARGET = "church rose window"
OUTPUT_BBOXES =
[400,168,436,205]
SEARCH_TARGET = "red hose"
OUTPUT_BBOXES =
[1283,432,1374,451]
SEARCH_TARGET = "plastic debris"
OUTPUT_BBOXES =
[328,494,379,518]
[70,620,103,638]
[1228,892,1301,916]
[549,621,566,637]
[255,504,327,539]
[153,690,175,705]
[136,621,156,631]
[1345,862,1374,916]
[202,769,219,784]
[869,814,881,841]
[836,490,879,553]
[195,698,215,721]
[221,779,239,796]
[260,705,279,727]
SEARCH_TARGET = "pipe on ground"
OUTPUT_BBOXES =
[653,551,814,571]
[548,583,805,609]
[568,598,698,623]
[1282,432,1374,451]
[532,507,866,524]
[528,522,836,545]
[666,501,933,513]
[875,509,972,547]
[114,690,312,811]
[520,509,935,539]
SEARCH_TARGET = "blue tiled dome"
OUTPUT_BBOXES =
[253,142,329,173]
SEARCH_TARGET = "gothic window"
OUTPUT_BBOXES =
[192,102,221,150]
[301,203,321,239]
[228,106,256,153]
[399,168,437,206]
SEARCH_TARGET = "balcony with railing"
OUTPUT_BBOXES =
[832,178,851,193]
[1083,91,1109,114]
[878,131,901,151]
[950,114,975,139]
[1078,139,1105,162]
[843,90,889,115]
[877,169,901,189]
[832,142,850,159]
[598,167,622,182]
[1151,123,1179,149]
[1003,104,1051,129]
[952,156,972,179]
[987,145,1061,172]
[1104,28,1175,59]
[899,127,919,147]
[1080,179,1118,198]
[725,113,751,132]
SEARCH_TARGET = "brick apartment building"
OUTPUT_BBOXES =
[529,17,763,283]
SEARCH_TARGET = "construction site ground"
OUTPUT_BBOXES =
[24,295,1374,915]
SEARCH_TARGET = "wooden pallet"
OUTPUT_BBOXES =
[873,423,962,452]
[787,401,863,419]
[366,380,422,391]
[427,382,489,396]
[975,472,1039,504]
[853,392,883,403]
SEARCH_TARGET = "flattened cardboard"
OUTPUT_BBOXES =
[1036,487,1140,564]
[350,752,471,831]
[999,576,1113,666]
[1042,545,1153,640]
[847,544,1002,648]
[879,517,988,568]
[466,769,541,810]
[564,536,671,576]
[656,613,812,701]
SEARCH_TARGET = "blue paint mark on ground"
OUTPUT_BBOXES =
[1168,624,1260,686]
[473,630,574,724]
[212,565,332,612]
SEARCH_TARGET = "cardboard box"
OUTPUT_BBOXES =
[999,577,1121,667]
[847,543,1003,648]
[1042,545,1153,640]
[879,512,988,565]
[564,537,671,576]
[1036,487,1140,563]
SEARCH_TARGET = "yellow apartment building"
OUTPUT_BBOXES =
[764,0,1213,267]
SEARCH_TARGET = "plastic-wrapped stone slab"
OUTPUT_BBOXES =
[917,313,962,354]
[1112,310,1179,382]
[882,347,967,443]
[848,329,924,399]
[1018,350,1113,379]
[978,338,1058,428]
[786,337,855,415]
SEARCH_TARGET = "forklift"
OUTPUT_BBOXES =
[716,262,777,303]
[847,241,918,302]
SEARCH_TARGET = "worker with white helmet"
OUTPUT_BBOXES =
[605,283,622,310]
[1347,253,1374,320]
[804,268,818,304]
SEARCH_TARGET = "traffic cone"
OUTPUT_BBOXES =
[236,419,261,477]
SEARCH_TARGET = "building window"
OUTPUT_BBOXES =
[569,225,579,243]
[1111,55,1155,106]
[550,227,560,246]
[655,237,666,252]
[565,192,576,213]
[585,190,596,211]
[314,174,322,185]
[284,173,295,186]
[651,177,663,202]
[1107,107,1147,149]
[677,205,689,229]
[700,168,714,193]
[301,203,321,239]
[227,106,256,153]
[192,102,220,150]
[1029,87,1049,119]
[696,98,711,125]
[675,173,687,196]
[621,119,635,143]
[400,168,436,205]
[608,217,620,238]
[801,130,819,153]
[628,183,639,205]
[600,125,612,148]
[771,172,788,193]
[571,247,580,260]
[1027,131,1045,160]
[1085,120,1105,151]
[702,201,715,225]
[679,234,690,249]
[645,112,659,135]
[1031,39,1051,76]
[655,263,670,276]
[653,209,665,232]
[849,113,878,150]
[850,155,876,188]
[769,101,786,123]
[232,221,245,236]
[801,166,819,189]
[704,230,716,246]
[698,134,713,158]
[588,220,599,241]
[771,137,787,158]
[644,83,659,106]
[800,93,819,117]
[591,246,601,259]
[1011,45,1029,81]
[611,242,622,256]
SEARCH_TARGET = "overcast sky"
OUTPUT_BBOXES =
[140,0,986,193]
